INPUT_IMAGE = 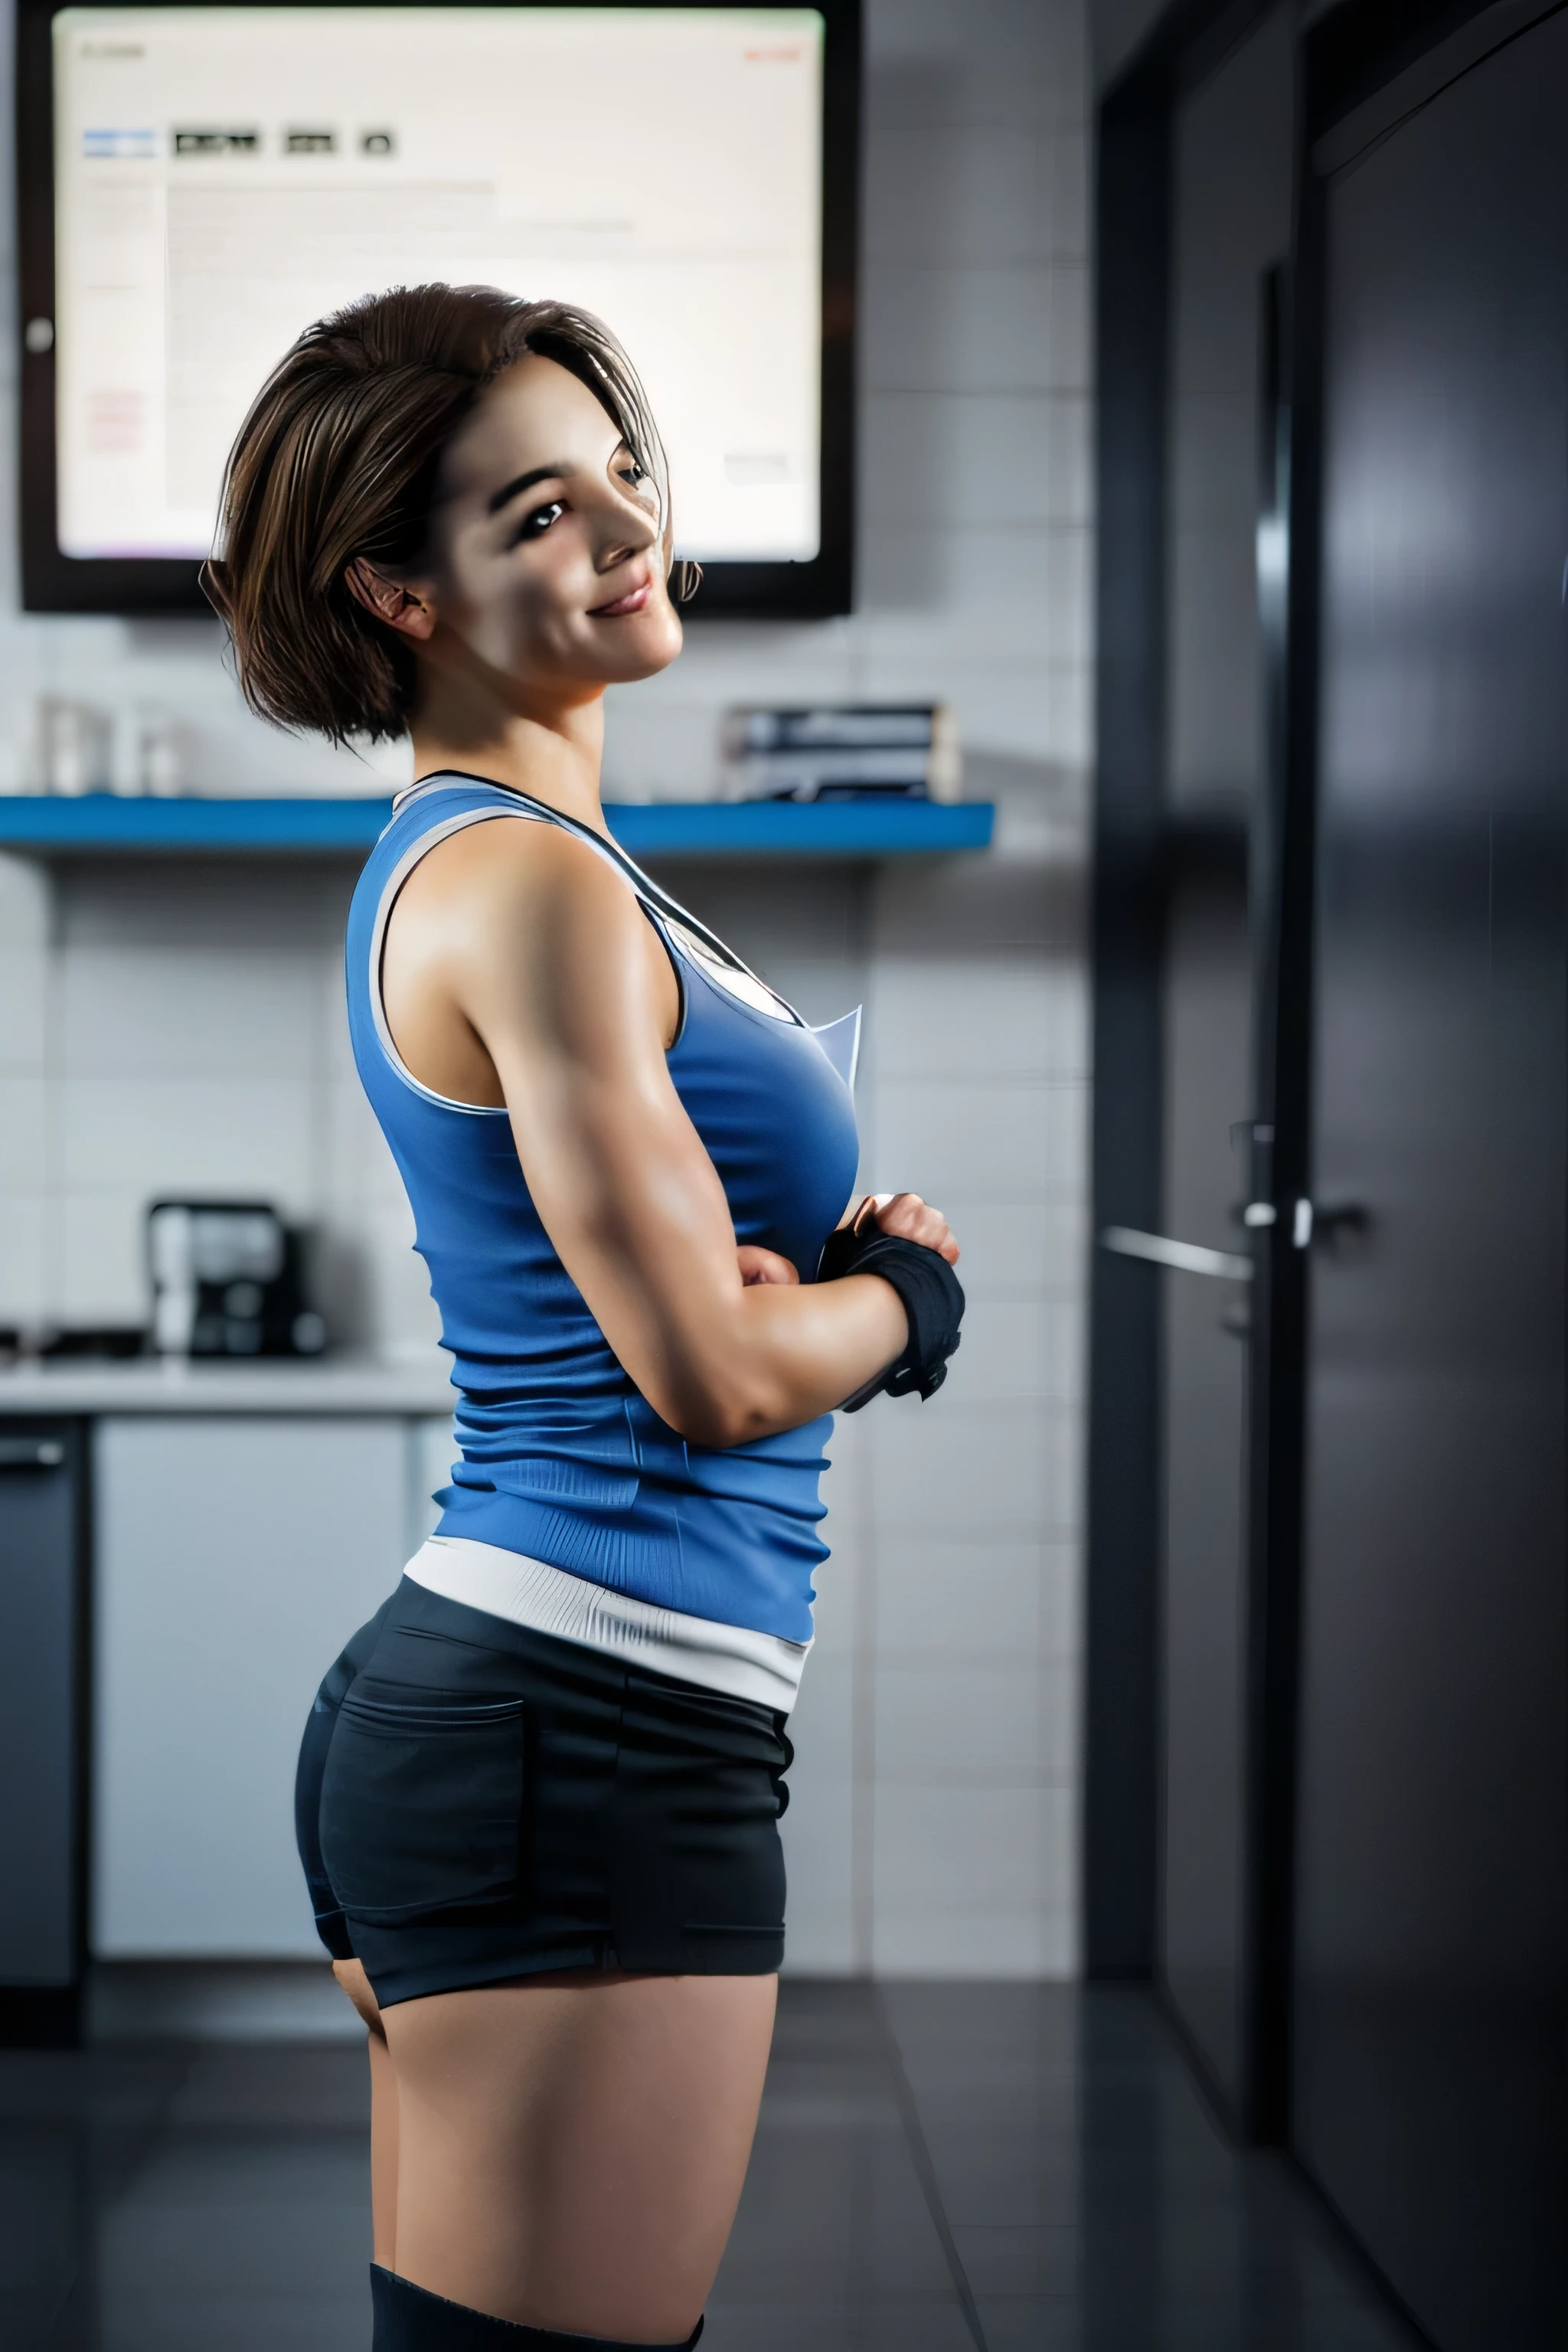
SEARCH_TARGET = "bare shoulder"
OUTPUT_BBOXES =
[397,808,623,919]
[392,812,675,1056]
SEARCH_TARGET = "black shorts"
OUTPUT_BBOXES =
[294,1576,792,2007]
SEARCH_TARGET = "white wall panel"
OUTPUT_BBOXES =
[0,949,47,1072]
[934,1199,1085,1301]
[863,264,1059,394]
[57,946,322,1084]
[875,1661,1053,1783]
[57,1075,315,1201]
[0,1073,45,1189]
[878,1538,1048,1664]
[54,1192,149,1323]
[92,1416,412,1957]
[0,1191,50,1321]
[778,1651,857,1974]
[864,128,1050,266]
[874,1783,1054,1971]
[870,1401,1061,1539]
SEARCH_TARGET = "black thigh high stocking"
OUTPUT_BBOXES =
[370,2266,704,2350]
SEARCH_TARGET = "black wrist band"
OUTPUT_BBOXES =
[815,1223,965,1409]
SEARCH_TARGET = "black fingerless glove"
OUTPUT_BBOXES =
[815,1223,965,1410]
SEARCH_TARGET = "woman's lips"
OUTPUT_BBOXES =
[590,575,652,618]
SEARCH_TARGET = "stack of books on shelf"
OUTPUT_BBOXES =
[720,704,962,803]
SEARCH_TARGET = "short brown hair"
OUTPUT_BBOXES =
[204,283,675,743]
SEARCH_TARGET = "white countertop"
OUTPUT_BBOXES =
[0,1354,458,1416]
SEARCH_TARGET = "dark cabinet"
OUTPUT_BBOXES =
[0,1423,86,2043]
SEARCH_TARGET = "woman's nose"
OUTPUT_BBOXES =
[602,528,648,569]
[596,503,658,570]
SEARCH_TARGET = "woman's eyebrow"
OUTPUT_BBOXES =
[487,462,566,517]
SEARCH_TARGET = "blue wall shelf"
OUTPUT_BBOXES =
[0,795,995,860]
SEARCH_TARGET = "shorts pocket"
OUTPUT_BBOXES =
[318,1687,527,1926]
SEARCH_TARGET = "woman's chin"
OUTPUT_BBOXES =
[599,606,684,682]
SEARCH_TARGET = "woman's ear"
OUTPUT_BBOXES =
[662,517,701,606]
[345,559,437,641]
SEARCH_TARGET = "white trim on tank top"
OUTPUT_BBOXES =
[403,1534,810,1713]
[392,771,803,1018]
[368,792,802,1116]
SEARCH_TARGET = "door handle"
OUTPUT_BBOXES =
[1291,1199,1370,1248]
[1099,1227,1254,1281]
[0,1437,65,1468]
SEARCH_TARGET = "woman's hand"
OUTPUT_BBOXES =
[737,1246,799,1287]
[845,1191,960,1266]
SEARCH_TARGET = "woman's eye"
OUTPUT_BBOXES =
[516,499,565,542]
[618,459,648,490]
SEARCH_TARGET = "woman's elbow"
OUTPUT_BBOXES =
[659,1373,787,1451]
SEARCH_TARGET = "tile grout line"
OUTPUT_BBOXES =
[872,1985,988,2352]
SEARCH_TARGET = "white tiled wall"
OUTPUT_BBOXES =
[858,849,1086,1978]
[0,0,1092,1975]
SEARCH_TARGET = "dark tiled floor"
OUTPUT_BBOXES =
[0,1984,1423,2350]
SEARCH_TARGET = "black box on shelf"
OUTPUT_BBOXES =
[720,704,962,803]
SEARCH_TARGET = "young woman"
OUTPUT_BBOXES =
[206,284,964,2352]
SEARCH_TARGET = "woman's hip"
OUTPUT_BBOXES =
[296,1576,791,2004]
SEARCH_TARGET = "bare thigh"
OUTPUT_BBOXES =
[378,1969,776,2342]
[333,1960,398,2269]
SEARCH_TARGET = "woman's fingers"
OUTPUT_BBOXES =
[869,1191,960,1265]
[737,1245,800,1287]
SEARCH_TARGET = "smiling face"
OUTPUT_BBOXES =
[396,351,684,707]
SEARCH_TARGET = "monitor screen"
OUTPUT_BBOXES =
[19,1,858,613]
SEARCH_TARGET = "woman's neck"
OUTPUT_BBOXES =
[409,681,609,837]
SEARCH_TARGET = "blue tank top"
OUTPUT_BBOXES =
[345,774,862,1645]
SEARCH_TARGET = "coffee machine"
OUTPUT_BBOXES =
[147,1201,325,1358]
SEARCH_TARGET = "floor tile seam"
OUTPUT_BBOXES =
[753,2106,907,2128]
[60,2292,373,2312]
[705,2295,980,2312]
[149,2118,374,2141]
[895,2109,1082,2126]
[707,2287,969,2305]
[872,1984,991,2352]
[962,2289,1411,2311]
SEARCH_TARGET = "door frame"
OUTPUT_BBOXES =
[1086,0,1303,2139]
[1084,0,1517,2141]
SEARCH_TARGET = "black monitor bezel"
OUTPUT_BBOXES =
[17,0,859,616]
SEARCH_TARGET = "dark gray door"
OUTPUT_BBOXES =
[1297,19,1568,2344]
[1157,3,1291,2120]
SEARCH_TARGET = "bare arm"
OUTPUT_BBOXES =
[388,822,916,1448]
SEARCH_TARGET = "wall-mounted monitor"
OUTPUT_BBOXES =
[17,1,858,616]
